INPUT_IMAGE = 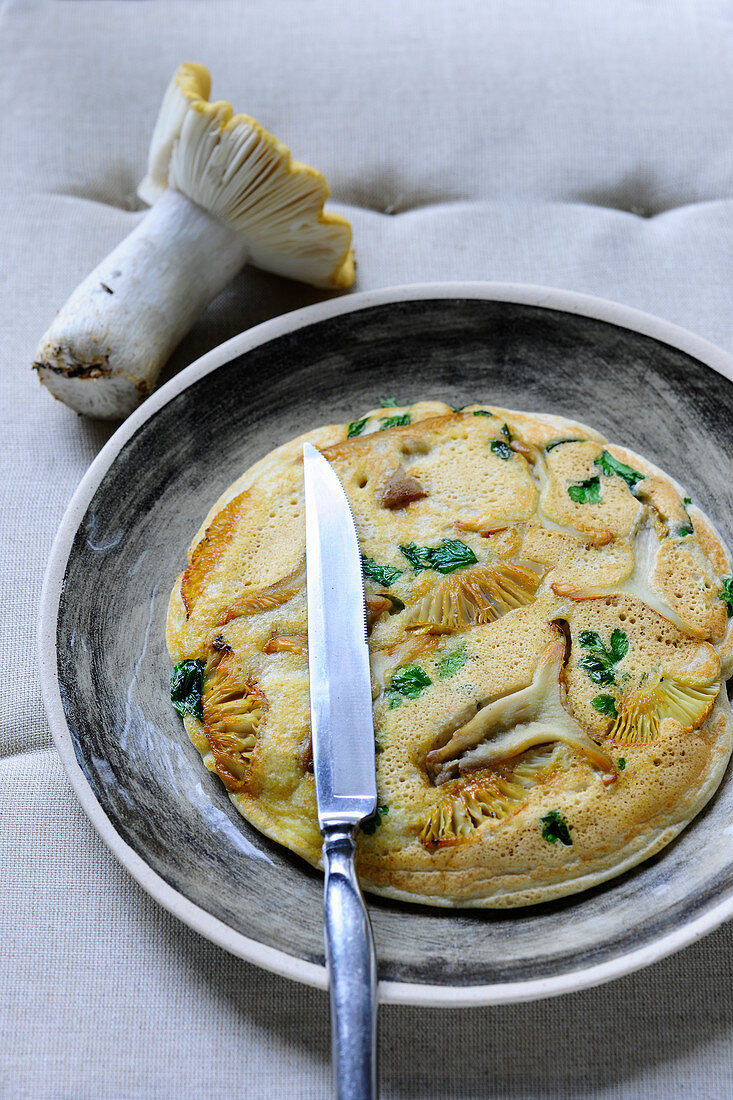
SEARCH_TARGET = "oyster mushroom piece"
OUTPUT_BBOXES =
[418,774,529,849]
[426,631,616,784]
[552,519,706,637]
[610,670,719,744]
[635,476,691,537]
[381,467,428,509]
[202,653,268,791]
[405,562,541,634]
[33,63,354,419]
[219,559,306,625]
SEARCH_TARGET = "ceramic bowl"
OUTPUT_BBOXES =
[39,283,733,1005]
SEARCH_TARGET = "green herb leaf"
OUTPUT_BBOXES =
[683,497,692,505]
[540,809,572,846]
[360,804,389,834]
[398,543,434,573]
[473,409,493,417]
[379,412,411,430]
[545,438,583,452]
[591,694,618,718]
[428,539,478,573]
[170,659,205,721]
[618,758,626,770]
[578,653,616,685]
[387,665,432,706]
[594,449,645,488]
[491,440,514,461]
[719,577,733,617]
[399,539,477,575]
[578,629,629,687]
[501,423,512,439]
[379,396,398,407]
[437,645,469,680]
[347,417,369,439]
[610,628,630,662]
[361,556,403,587]
[567,476,602,504]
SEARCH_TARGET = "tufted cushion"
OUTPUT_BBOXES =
[3,1,733,1096]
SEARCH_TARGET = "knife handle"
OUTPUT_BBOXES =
[322,824,378,1100]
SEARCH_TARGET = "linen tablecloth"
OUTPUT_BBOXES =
[3,1,733,1095]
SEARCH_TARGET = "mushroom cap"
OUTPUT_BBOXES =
[138,63,354,289]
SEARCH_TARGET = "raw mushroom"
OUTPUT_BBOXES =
[33,63,354,419]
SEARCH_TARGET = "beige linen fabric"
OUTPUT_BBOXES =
[2,0,733,1095]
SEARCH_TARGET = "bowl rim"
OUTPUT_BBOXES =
[38,280,733,1007]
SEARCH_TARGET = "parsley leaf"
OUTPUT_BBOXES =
[399,539,477,575]
[347,417,369,438]
[618,758,626,770]
[430,539,478,572]
[170,660,205,721]
[437,645,469,679]
[361,556,402,587]
[387,665,432,706]
[360,804,389,834]
[594,449,645,489]
[591,693,618,718]
[719,577,733,616]
[380,412,411,430]
[473,409,493,417]
[491,440,514,461]
[609,628,629,662]
[398,543,434,573]
[545,438,583,452]
[540,809,572,846]
[578,629,629,686]
[379,396,398,407]
[567,476,602,504]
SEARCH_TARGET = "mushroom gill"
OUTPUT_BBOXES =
[404,562,541,634]
[426,631,617,784]
[202,653,268,791]
[417,774,528,849]
[609,670,719,745]
[33,63,354,419]
[417,745,567,850]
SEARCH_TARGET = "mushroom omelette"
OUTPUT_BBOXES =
[166,400,733,907]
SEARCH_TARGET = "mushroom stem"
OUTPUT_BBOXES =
[33,189,249,419]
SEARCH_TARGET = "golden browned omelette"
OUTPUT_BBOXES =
[166,401,733,907]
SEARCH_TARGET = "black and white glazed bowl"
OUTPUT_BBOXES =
[39,283,733,1006]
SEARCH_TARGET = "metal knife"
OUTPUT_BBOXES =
[303,441,378,1100]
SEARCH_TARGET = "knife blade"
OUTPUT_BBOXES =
[303,441,378,1100]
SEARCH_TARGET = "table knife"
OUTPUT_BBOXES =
[303,442,379,1100]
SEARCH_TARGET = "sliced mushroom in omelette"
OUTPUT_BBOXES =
[166,401,733,907]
